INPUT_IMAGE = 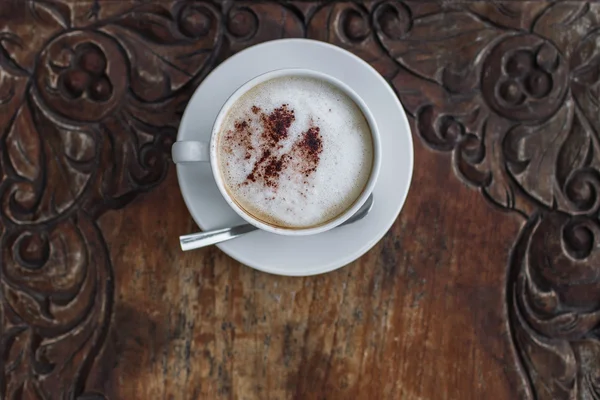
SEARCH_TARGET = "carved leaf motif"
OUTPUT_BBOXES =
[503,104,572,208]
[466,2,549,31]
[556,114,592,190]
[378,9,500,92]
[399,70,494,192]
[6,104,41,183]
[28,0,71,30]
[101,2,221,102]
[113,8,185,45]
[3,102,97,224]
[503,101,600,216]
[509,213,600,400]
[1,214,112,399]
[533,3,600,60]
[570,29,600,139]
[98,114,173,207]
[0,2,65,73]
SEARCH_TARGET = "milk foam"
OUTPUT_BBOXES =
[217,76,373,228]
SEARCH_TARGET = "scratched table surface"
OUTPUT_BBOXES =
[1,1,599,399]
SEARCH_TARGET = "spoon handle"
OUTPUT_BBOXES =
[179,224,258,251]
[180,194,374,252]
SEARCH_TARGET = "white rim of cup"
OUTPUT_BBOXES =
[209,68,382,236]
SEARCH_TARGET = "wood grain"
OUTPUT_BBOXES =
[0,1,598,399]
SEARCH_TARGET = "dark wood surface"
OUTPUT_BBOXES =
[1,1,599,399]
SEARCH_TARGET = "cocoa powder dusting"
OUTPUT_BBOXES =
[300,127,322,157]
[235,120,248,130]
[226,104,323,191]
[293,126,323,176]
[261,105,295,146]
[224,118,252,155]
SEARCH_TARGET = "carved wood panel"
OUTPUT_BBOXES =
[0,1,598,399]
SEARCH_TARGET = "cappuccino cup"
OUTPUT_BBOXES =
[172,69,381,236]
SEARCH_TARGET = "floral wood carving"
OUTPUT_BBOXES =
[0,1,598,399]
[383,3,600,399]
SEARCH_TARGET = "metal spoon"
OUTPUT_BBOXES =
[179,194,374,251]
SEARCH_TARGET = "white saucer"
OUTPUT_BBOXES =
[176,39,413,276]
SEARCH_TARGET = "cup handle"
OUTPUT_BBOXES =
[172,141,210,163]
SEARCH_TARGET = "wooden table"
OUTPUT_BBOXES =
[1,1,598,399]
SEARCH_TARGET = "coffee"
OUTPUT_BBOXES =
[217,76,373,229]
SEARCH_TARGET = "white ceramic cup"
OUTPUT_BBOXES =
[172,68,381,236]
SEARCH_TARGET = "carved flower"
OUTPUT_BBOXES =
[482,37,567,122]
[58,43,112,101]
[373,2,600,220]
[2,2,222,227]
[0,1,307,398]
[0,1,221,398]
[367,3,600,399]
